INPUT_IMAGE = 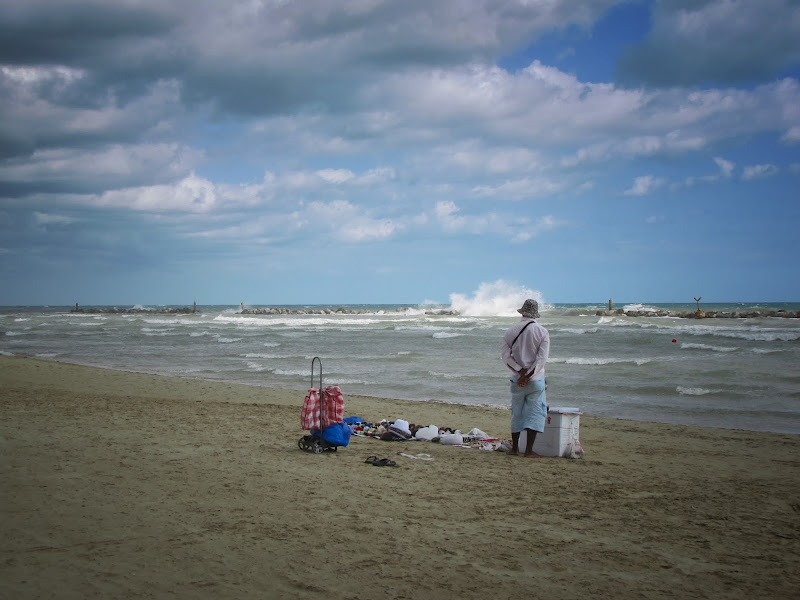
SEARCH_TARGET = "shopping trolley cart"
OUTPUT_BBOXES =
[298,357,350,453]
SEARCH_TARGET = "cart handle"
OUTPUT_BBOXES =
[310,356,322,389]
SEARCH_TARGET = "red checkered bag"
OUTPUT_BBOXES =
[321,385,344,429]
[301,388,320,430]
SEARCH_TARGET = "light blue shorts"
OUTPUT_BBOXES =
[510,376,547,433]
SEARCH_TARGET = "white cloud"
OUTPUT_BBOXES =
[742,164,779,180]
[471,177,563,199]
[316,168,355,184]
[339,219,400,242]
[97,173,217,212]
[356,167,396,185]
[684,157,736,187]
[187,198,403,244]
[433,200,560,241]
[624,175,666,196]
[0,64,84,86]
[34,212,76,226]
[781,126,800,144]
[714,157,735,178]
[306,200,401,242]
[187,212,307,242]
[0,143,199,193]
[441,141,541,174]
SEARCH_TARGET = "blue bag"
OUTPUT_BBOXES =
[320,422,351,446]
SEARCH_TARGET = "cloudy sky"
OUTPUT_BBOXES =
[1,0,799,306]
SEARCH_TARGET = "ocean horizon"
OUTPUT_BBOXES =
[3,297,799,435]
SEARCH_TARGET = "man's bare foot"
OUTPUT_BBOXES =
[523,452,542,458]
[508,449,519,456]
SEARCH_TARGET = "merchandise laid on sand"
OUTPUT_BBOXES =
[2,355,799,599]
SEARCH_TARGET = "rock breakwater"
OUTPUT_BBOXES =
[71,306,199,314]
[239,307,458,316]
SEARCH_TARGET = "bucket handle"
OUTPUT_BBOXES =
[310,356,322,389]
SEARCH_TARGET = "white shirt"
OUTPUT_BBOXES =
[501,318,550,380]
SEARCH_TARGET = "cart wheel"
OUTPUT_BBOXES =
[312,440,322,454]
[298,438,306,451]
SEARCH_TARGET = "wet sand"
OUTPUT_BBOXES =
[1,355,798,599]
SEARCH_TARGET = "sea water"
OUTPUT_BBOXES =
[2,296,799,434]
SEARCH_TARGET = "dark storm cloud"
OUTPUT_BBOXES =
[616,0,800,87]
[0,2,176,66]
[0,1,186,163]
[0,1,185,107]
[2,0,623,118]
[0,0,624,174]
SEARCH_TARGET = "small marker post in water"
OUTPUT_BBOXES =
[694,297,705,319]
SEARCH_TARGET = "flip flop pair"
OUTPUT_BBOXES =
[365,455,398,467]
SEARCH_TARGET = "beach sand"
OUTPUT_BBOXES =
[1,355,798,599]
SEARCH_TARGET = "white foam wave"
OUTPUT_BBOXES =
[677,386,720,396]
[449,280,546,317]
[140,318,205,326]
[558,327,599,334]
[274,368,315,376]
[550,357,652,366]
[216,337,242,343]
[213,314,387,327]
[427,371,466,379]
[599,317,636,327]
[393,323,474,332]
[714,330,800,342]
[623,303,661,313]
[681,343,738,352]
[246,362,267,371]
[752,348,783,354]
[648,322,800,342]
[432,332,463,339]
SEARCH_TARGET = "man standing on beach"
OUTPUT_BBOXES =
[501,299,550,458]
